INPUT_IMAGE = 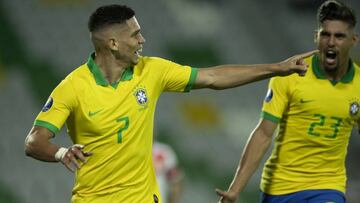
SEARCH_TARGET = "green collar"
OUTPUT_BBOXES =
[312,55,354,85]
[87,53,134,88]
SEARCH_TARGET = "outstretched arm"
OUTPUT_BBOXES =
[193,50,317,89]
[25,126,92,172]
[215,118,278,203]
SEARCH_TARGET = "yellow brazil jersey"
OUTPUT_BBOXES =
[34,54,197,203]
[260,55,360,195]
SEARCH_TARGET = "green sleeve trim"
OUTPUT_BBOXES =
[261,111,281,123]
[184,67,198,92]
[34,120,60,135]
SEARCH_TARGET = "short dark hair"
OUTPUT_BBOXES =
[317,0,356,28]
[88,4,135,32]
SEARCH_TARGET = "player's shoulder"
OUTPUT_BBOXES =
[55,63,89,90]
[139,56,175,66]
[270,73,297,84]
[136,56,180,76]
[63,63,89,81]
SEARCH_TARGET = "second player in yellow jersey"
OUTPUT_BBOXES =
[261,55,360,195]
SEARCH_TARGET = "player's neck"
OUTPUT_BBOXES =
[94,52,128,84]
[322,61,350,81]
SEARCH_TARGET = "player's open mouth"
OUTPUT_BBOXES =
[135,48,142,56]
[325,50,337,64]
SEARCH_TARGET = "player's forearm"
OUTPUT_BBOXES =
[25,130,59,162]
[227,129,273,194]
[201,63,281,90]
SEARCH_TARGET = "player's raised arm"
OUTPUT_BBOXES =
[193,50,318,90]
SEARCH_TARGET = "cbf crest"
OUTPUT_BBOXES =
[349,98,360,117]
[133,85,149,111]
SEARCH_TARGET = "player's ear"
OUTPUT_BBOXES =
[108,38,119,51]
[352,32,359,46]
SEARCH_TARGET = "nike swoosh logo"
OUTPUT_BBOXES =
[88,109,103,117]
[300,99,314,103]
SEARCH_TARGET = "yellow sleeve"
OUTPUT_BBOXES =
[261,76,290,123]
[34,77,77,134]
[156,58,198,92]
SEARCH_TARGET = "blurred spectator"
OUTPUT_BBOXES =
[153,141,183,203]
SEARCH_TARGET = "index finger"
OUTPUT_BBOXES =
[215,188,225,196]
[295,50,319,59]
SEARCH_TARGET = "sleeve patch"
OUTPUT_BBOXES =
[41,97,54,112]
[264,89,273,102]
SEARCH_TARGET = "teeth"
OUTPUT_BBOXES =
[135,49,142,55]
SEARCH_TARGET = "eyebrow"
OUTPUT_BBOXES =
[320,30,347,37]
[131,29,141,36]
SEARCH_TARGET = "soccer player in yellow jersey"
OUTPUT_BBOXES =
[216,1,359,203]
[24,4,315,203]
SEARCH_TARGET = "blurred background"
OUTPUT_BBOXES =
[0,0,360,202]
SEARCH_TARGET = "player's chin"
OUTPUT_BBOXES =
[130,58,139,66]
[324,64,338,72]
[132,55,141,64]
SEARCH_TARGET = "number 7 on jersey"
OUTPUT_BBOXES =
[116,116,129,143]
